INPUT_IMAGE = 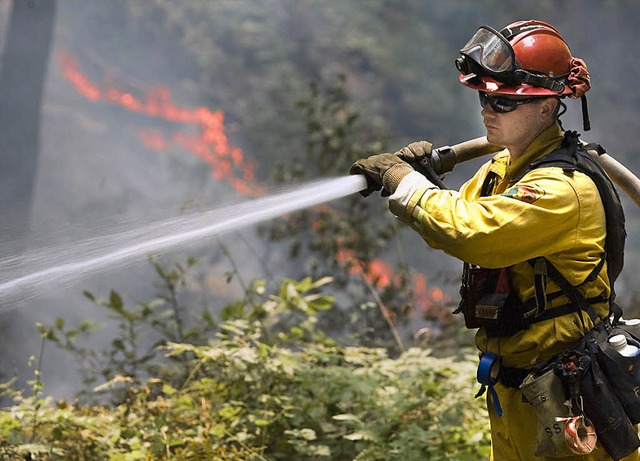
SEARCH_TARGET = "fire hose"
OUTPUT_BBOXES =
[4,137,638,303]
[427,136,640,208]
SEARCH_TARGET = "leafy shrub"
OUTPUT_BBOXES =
[163,340,490,460]
[37,257,217,405]
[0,275,489,460]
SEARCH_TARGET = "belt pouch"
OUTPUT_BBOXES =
[557,348,640,461]
[598,333,640,424]
[458,266,496,329]
[520,367,574,457]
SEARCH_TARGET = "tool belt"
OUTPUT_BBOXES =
[478,320,640,459]
[517,320,640,460]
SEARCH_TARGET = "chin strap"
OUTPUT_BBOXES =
[556,97,590,132]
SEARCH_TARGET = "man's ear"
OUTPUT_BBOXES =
[540,97,560,118]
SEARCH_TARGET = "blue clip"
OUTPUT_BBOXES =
[476,352,503,417]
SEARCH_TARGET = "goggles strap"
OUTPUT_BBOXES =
[500,23,548,40]
[513,69,565,93]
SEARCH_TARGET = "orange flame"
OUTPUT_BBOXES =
[138,130,169,151]
[57,52,263,196]
[336,247,449,312]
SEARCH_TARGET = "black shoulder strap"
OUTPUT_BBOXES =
[474,132,626,327]
[525,131,626,285]
[537,257,601,329]
[522,131,627,322]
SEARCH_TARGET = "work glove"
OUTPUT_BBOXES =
[394,140,446,188]
[350,153,414,197]
[395,140,433,165]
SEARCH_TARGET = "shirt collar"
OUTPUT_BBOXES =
[506,123,565,181]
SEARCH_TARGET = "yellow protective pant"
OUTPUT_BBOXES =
[488,383,639,461]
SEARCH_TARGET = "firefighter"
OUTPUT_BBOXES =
[351,20,638,461]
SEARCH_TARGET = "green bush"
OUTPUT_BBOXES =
[0,275,490,460]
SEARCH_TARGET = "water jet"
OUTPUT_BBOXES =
[0,175,368,305]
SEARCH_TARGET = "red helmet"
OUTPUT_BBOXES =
[456,20,577,96]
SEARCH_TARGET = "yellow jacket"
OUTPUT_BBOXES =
[389,124,610,368]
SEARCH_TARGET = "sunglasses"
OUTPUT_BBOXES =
[479,91,541,113]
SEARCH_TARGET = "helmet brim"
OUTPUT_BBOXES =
[459,73,572,96]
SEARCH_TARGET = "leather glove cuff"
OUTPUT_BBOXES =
[382,162,414,194]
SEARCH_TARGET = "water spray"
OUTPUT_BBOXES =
[0,175,367,304]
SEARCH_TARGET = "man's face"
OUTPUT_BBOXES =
[480,94,547,152]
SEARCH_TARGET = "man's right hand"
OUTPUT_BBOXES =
[395,140,433,165]
[394,140,447,188]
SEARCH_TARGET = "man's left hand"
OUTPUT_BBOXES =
[350,154,414,197]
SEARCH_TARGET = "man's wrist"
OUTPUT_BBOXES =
[382,162,415,194]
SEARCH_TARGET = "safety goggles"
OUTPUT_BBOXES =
[458,26,515,78]
[478,91,540,113]
[456,25,565,94]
